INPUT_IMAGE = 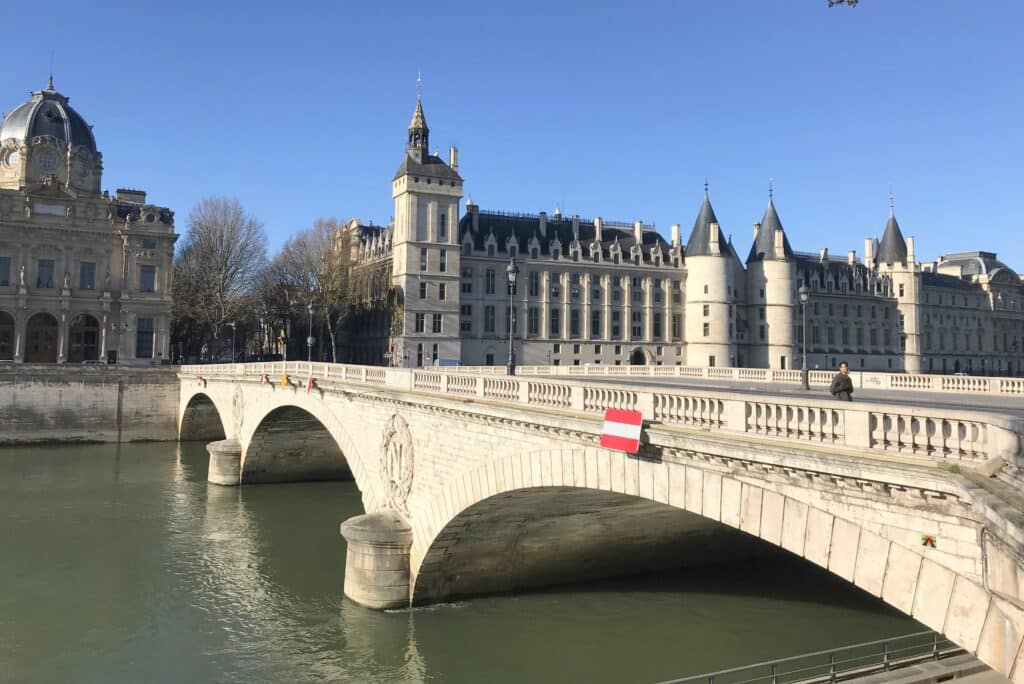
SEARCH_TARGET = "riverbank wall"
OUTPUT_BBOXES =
[0,366,179,444]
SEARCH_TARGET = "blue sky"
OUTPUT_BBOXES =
[1,1,1021,265]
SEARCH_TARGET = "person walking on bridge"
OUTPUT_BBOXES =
[830,361,854,401]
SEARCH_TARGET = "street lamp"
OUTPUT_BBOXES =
[799,283,810,390]
[506,258,519,375]
[307,301,316,364]
[228,321,236,363]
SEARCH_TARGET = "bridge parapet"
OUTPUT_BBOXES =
[183,362,1024,469]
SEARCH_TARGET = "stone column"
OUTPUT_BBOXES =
[207,438,242,485]
[339,511,413,610]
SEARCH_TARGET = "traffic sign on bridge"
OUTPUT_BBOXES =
[600,408,643,454]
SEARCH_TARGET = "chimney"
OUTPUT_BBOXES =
[539,211,547,234]
[449,146,459,171]
[709,222,721,256]
[572,214,580,240]
[773,228,784,255]
[753,222,761,239]
[864,238,874,265]
[819,247,828,262]
[907,236,916,264]
[634,219,643,245]
[848,250,857,265]
[594,216,603,242]
[470,202,479,232]
[671,223,680,248]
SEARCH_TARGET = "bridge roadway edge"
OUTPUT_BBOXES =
[178,370,1024,682]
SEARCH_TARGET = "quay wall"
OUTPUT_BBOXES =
[0,365,179,444]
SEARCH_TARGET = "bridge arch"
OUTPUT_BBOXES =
[179,392,227,441]
[412,447,1013,668]
[237,389,380,511]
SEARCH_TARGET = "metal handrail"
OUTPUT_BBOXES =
[657,632,962,684]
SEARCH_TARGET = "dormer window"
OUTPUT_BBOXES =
[530,247,539,259]
[487,244,495,257]
[462,242,472,256]
[510,245,518,258]
[552,248,561,260]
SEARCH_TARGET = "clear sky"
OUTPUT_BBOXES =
[1,1,1021,265]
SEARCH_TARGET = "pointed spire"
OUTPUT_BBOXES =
[46,50,54,91]
[685,189,731,258]
[876,196,907,267]
[748,191,793,262]
[406,85,429,160]
[768,177,774,202]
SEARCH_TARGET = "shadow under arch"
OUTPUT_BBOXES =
[412,486,766,605]
[179,392,227,441]
[242,405,353,484]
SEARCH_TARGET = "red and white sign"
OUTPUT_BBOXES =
[600,408,643,454]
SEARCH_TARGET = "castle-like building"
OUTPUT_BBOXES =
[0,79,177,363]
[341,97,1023,375]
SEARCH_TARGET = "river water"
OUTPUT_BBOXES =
[0,442,921,683]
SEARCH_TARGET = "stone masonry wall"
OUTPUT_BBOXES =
[0,366,179,444]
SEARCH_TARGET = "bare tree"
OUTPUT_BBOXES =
[173,197,267,358]
[271,217,349,361]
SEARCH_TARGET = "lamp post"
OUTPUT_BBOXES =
[306,301,316,364]
[799,283,810,390]
[228,321,236,363]
[506,258,519,375]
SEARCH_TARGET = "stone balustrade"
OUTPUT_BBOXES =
[182,362,1024,468]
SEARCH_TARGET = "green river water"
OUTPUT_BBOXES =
[0,442,921,683]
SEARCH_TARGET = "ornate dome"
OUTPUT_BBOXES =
[0,79,97,154]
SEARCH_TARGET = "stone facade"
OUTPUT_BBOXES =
[337,97,1023,375]
[0,79,177,364]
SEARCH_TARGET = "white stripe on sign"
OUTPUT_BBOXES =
[602,420,642,440]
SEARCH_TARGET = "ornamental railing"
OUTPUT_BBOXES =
[181,362,1024,468]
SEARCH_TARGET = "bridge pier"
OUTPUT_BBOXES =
[339,512,413,610]
[207,439,242,486]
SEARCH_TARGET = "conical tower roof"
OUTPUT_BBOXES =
[875,205,907,267]
[685,192,732,258]
[747,199,793,262]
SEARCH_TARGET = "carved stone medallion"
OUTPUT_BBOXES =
[381,414,414,515]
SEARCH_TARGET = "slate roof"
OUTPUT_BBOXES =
[685,194,735,258]
[393,152,462,182]
[747,199,794,262]
[458,210,673,263]
[0,79,97,154]
[921,271,986,292]
[875,211,908,266]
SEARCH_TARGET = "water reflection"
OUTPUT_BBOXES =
[0,442,921,683]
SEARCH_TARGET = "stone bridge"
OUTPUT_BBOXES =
[180,362,1024,682]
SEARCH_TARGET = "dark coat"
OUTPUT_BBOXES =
[830,372,854,401]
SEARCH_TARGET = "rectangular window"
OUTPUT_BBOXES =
[703,322,710,337]
[139,265,156,293]
[528,307,539,336]
[505,306,516,335]
[79,261,95,290]
[703,304,710,317]
[570,310,580,337]
[136,318,154,359]
[529,271,540,297]
[417,344,424,366]
[870,328,878,346]
[419,282,427,300]
[899,283,904,297]
[432,314,442,334]
[653,313,663,339]
[759,325,765,341]
[438,283,446,301]
[671,314,681,340]
[827,327,835,345]
[812,326,820,344]
[439,250,447,273]
[420,248,428,271]
[612,288,621,303]
[37,259,54,288]
[484,306,496,333]
[439,212,447,239]
[460,305,472,333]
[591,310,601,337]
[432,343,438,364]
[142,238,157,250]
[0,256,11,286]
[485,268,496,295]
[632,311,642,339]
[461,266,472,294]
[549,309,560,339]
[414,313,425,333]
[842,327,849,345]
[857,328,864,346]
